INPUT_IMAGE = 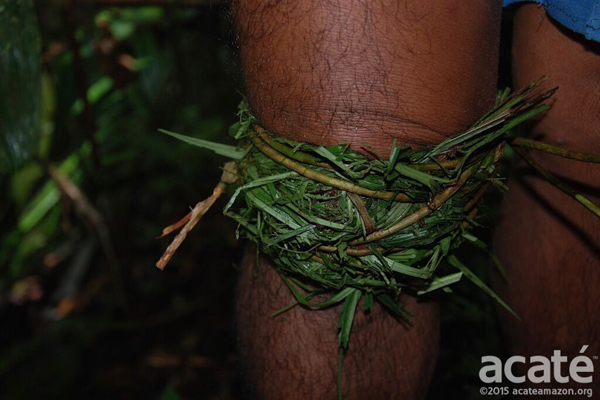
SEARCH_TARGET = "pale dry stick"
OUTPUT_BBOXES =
[157,212,192,238]
[156,161,238,270]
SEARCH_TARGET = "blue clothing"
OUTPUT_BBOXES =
[504,0,600,42]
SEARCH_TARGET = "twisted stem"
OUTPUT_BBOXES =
[510,137,600,163]
[249,130,416,202]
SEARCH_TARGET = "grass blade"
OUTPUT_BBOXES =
[338,288,361,349]
[160,129,247,159]
[448,255,519,319]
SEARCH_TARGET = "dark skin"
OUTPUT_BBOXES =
[232,0,501,153]
[493,4,600,395]
[233,1,599,398]
[233,1,501,398]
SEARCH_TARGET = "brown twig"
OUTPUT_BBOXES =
[156,161,237,270]
[157,212,191,238]
[347,193,376,234]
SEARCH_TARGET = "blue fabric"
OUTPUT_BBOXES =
[503,0,600,42]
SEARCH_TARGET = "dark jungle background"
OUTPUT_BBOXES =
[1,1,514,399]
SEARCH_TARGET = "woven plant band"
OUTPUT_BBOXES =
[155,78,600,397]
[225,113,507,320]
[158,77,557,312]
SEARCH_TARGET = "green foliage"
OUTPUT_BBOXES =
[0,4,239,399]
[0,0,42,171]
[200,87,549,312]
[159,128,247,159]
[165,82,551,396]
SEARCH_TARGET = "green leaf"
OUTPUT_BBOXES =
[280,275,310,307]
[386,142,402,177]
[376,293,410,321]
[245,190,303,230]
[417,272,463,295]
[224,171,297,213]
[394,162,448,189]
[70,76,114,115]
[363,255,434,279]
[313,287,356,309]
[364,292,374,315]
[0,0,42,171]
[448,255,519,319]
[338,288,361,349]
[267,224,315,246]
[462,232,508,281]
[159,129,247,159]
[17,148,84,232]
[315,146,362,179]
